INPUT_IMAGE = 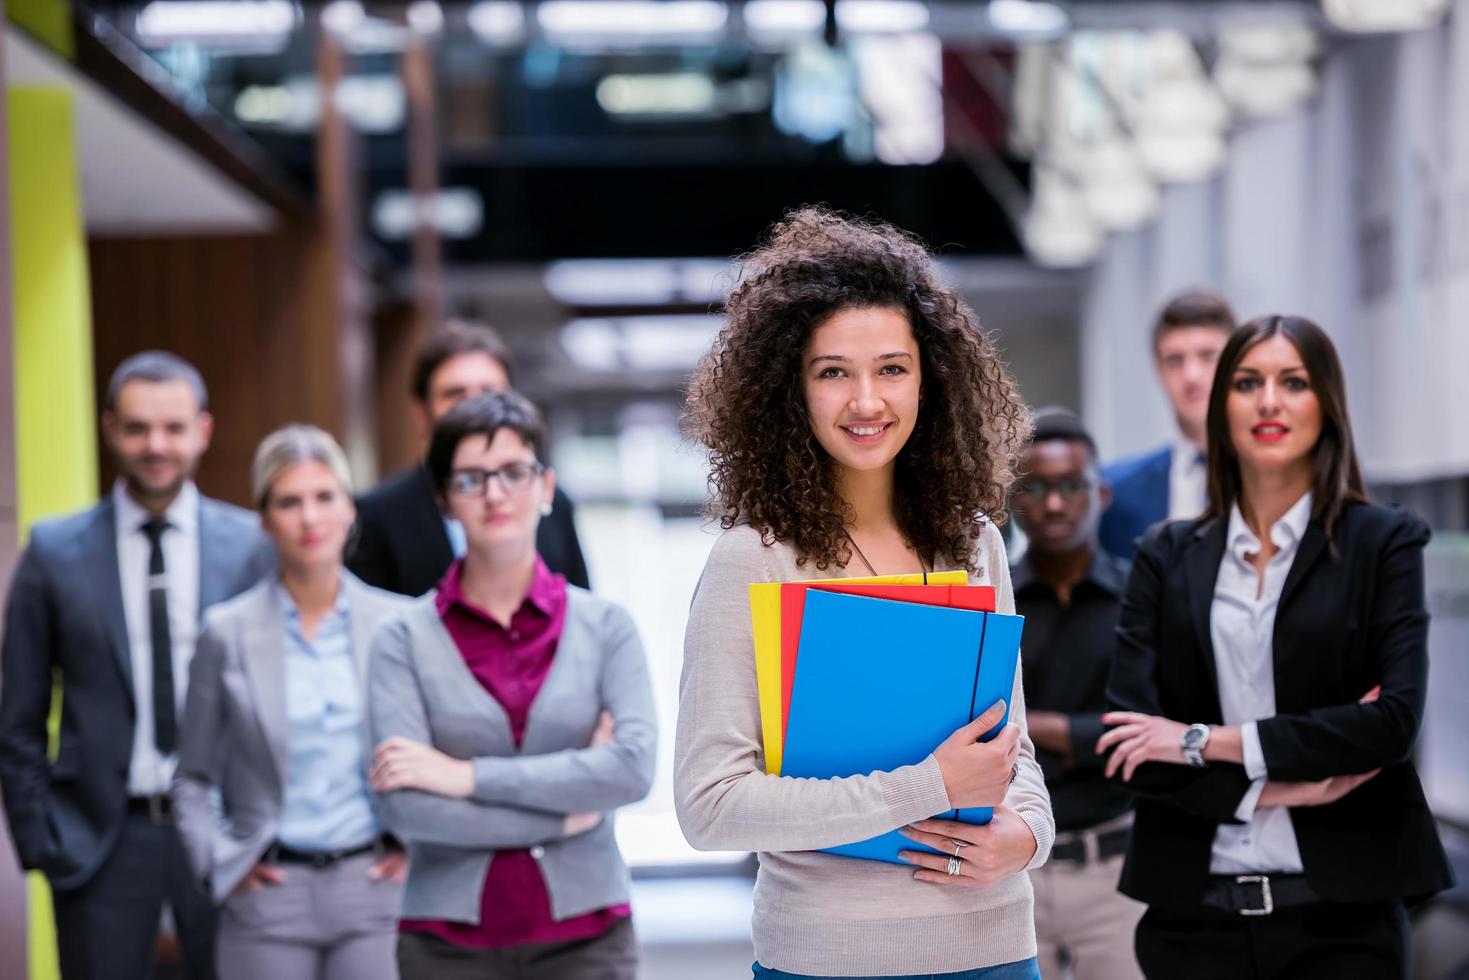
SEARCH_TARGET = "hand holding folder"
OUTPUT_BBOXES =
[779,590,1024,865]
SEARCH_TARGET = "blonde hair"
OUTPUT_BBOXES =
[251,424,354,509]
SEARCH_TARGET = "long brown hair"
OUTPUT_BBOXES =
[684,206,1030,571]
[1202,315,1369,536]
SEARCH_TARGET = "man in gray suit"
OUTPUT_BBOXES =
[0,352,272,979]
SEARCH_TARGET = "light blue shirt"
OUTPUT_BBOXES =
[276,584,379,851]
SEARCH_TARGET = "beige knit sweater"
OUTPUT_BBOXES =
[674,522,1055,977]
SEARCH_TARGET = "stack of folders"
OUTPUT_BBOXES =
[749,573,1024,865]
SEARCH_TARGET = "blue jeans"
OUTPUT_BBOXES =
[752,957,1042,980]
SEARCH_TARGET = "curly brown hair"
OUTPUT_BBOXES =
[684,206,1031,572]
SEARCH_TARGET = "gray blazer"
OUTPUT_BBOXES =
[367,586,657,925]
[172,571,412,902]
[0,494,270,890]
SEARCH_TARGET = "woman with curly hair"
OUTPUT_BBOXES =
[675,207,1054,979]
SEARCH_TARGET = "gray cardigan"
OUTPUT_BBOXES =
[367,586,657,924]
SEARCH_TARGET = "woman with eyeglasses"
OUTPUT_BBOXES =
[366,391,656,980]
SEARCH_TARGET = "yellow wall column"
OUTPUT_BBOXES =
[8,84,96,980]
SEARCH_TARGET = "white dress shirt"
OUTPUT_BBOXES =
[114,480,201,796]
[1208,490,1313,874]
[1167,438,1208,521]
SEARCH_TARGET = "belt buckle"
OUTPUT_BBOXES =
[146,794,174,826]
[1236,874,1273,916]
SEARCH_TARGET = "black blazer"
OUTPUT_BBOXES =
[1106,502,1454,909]
[347,465,590,597]
[0,495,272,890]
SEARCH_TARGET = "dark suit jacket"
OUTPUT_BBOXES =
[1106,503,1454,909]
[1099,445,1172,560]
[347,465,589,596]
[0,494,272,890]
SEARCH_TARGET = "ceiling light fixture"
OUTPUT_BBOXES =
[538,1,728,39]
[987,0,1068,38]
[467,1,526,44]
[1321,0,1449,33]
[834,0,930,34]
[406,0,444,34]
[135,0,296,48]
[744,0,827,36]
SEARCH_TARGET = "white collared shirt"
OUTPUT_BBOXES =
[1167,438,1208,521]
[113,480,201,796]
[1208,490,1313,874]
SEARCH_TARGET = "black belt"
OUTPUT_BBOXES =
[127,794,174,824]
[1200,873,1319,916]
[1050,825,1130,865]
[264,839,380,869]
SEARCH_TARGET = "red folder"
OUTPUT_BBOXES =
[778,582,997,738]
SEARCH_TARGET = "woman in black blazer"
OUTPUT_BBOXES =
[1096,315,1453,979]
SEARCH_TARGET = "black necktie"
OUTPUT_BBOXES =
[141,517,177,754]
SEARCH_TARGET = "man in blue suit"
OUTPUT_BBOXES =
[1098,291,1235,559]
[0,352,272,978]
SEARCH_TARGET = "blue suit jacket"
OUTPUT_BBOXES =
[1099,446,1171,560]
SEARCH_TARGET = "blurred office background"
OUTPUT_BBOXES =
[2,0,1468,977]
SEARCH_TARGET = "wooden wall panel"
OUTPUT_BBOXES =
[373,297,421,479]
[88,224,363,508]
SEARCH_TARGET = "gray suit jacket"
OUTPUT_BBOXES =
[367,587,656,925]
[172,571,412,902]
[0,494,271,890]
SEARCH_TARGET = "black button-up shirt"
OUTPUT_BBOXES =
[1013,549,1134,833]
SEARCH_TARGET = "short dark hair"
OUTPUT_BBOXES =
[412,320,515,402]
[1152,290,1236,353]
[426,391,547,497]
[1203,315,1368,537]
[105,351,208,413]
[1027,407,1097,459]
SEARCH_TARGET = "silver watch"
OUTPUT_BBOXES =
[1181,723,1211,768]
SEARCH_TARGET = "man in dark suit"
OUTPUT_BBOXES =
[349,321,589,595]
[0,352,273,979]
[1098,291,1234,559]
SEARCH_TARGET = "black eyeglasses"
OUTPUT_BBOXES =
[1012,476,1093,503]
[447,462,545,497]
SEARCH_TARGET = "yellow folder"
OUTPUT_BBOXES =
[750,570,968,774]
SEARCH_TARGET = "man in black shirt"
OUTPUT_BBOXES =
[1012,409,1143,980]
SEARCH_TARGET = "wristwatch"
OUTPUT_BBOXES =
[1181,723,1211,768]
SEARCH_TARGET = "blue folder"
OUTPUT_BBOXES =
[780,589,1024,865]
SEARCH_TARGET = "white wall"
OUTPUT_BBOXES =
[1081,11,1469,483]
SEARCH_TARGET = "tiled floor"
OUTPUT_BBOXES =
[633,877,756,980]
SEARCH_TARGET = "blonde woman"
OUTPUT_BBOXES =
[173,425,411,980]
